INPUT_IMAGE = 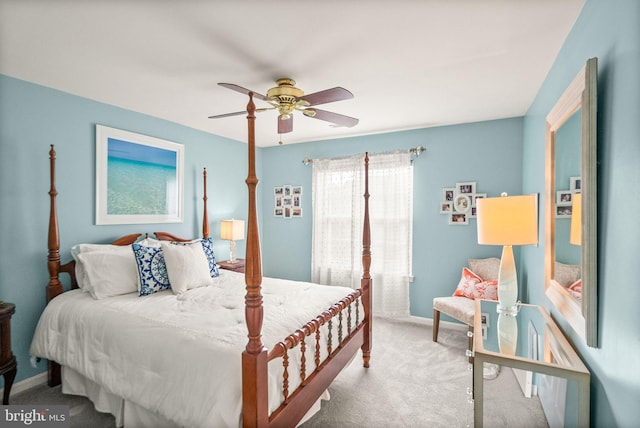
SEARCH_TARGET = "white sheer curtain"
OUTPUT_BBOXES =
[311,151,413,317]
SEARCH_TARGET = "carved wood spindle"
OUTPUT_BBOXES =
[315,329,321,369]
[300,336,306,383]
[355,298,360,326]
[327,319,333,355]
[338,311,343,345]
[282,350,289,401]
[347,302,352,335]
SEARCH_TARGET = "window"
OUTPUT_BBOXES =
[312,151,413,316]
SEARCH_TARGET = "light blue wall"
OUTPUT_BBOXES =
[260,118,524,319]
[521,0,640,426]
[0,75,258,384]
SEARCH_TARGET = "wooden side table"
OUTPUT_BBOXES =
[218,259,245,273]
[0,302,17,405]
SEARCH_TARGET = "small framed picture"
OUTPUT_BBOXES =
[556,205,572,218]
[274,207,283,217]
[472,193,487,207]
[284,206,292,219]
[449,212,468,225]
[453,194,471,213]
[282,197,293,206]
[274,186,284,196]
[292,185,303,195]
[440,201,453,214]
[557,190,573,205]
[284,185,292,196]
[292,208,302,217]
[570,176,581,193]
[482,325,488,340]
[456,182,476,195]
[443,188,455,202]
[275,196,283,207]
[469,206,477,218]
[481,312,490,327]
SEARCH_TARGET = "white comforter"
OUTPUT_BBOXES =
[30,270,355,427]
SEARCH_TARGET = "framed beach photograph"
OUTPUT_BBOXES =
[95,125,184,225]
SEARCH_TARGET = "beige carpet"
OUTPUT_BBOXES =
[11,317,548,427]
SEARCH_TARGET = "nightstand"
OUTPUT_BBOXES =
[0,302,16,405]
[217,259,245,273]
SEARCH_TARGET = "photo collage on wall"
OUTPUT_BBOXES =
[555,176,581,218]
[439,181,486,225]
[274,185,303,218]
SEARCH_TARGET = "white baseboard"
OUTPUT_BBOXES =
[408,314,468,332]
[1,371,48,398]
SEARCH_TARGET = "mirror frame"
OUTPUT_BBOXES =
[544,57,597,347]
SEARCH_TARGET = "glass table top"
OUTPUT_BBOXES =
[476,299,587,372]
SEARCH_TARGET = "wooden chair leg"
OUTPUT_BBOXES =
[432,309,440,342]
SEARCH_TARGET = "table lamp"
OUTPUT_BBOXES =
[477,193,538,315]
[570,193,582,245]
[220,219,245,263]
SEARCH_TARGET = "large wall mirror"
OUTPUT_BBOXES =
[544,57,597,347]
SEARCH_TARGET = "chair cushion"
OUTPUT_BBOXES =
[433,296,475,325]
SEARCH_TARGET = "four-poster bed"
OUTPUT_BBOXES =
[32,93,372,427]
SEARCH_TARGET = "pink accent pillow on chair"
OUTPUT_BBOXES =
[453,267,498,300]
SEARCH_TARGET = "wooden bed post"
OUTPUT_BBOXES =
[361,153,372,367]
[202,168,210,239]
[242,93,269,427]
[46,145,62,386]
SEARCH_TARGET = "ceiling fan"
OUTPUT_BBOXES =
[208,78,359,134]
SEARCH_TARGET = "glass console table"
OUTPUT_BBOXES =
[473,299,590,427]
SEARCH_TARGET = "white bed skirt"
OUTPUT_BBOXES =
[63,366,180,428]
[62,366,325,427]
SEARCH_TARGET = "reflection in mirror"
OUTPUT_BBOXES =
[545,57,597,347]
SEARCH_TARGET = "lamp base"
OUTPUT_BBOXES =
[497,245,519,315]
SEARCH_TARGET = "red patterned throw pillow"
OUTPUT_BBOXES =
[453,267,499,300]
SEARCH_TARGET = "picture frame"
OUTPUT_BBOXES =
[456,182,476,195]
[443,188,455,202]
[95,125,184,225]
[449,212,468,225]
[453,194,471,213]
[440,201,453,214]
[556,205,572,218]
[472,193,487,207]
[556,190,573,206]
[570,176,582,193]
[469,206,477,218]
[275,184,302,217]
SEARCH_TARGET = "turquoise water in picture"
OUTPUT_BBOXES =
[107,138,178,215]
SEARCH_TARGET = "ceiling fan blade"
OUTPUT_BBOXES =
[218,83,268,101]
[299,87,354,106]
[208,107,274,119]
[304,108,359,128]
[208,110,245,119]
[278,115,293,134]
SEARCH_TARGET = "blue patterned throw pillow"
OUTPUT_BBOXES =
[200,237,220,278]
[132,243,171,296]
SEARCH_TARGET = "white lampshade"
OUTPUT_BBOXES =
[477,194,538,246]
[220,219,245,241]
[570,193,582,245]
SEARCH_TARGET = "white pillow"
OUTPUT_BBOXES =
[71,242,133,261]
[160,241,212,295]
[75,251,139,299]
[554,261,581,287]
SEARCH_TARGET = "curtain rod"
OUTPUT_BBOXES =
[302,145,425,165]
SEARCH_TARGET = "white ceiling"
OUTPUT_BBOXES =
[0,1,584,147]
